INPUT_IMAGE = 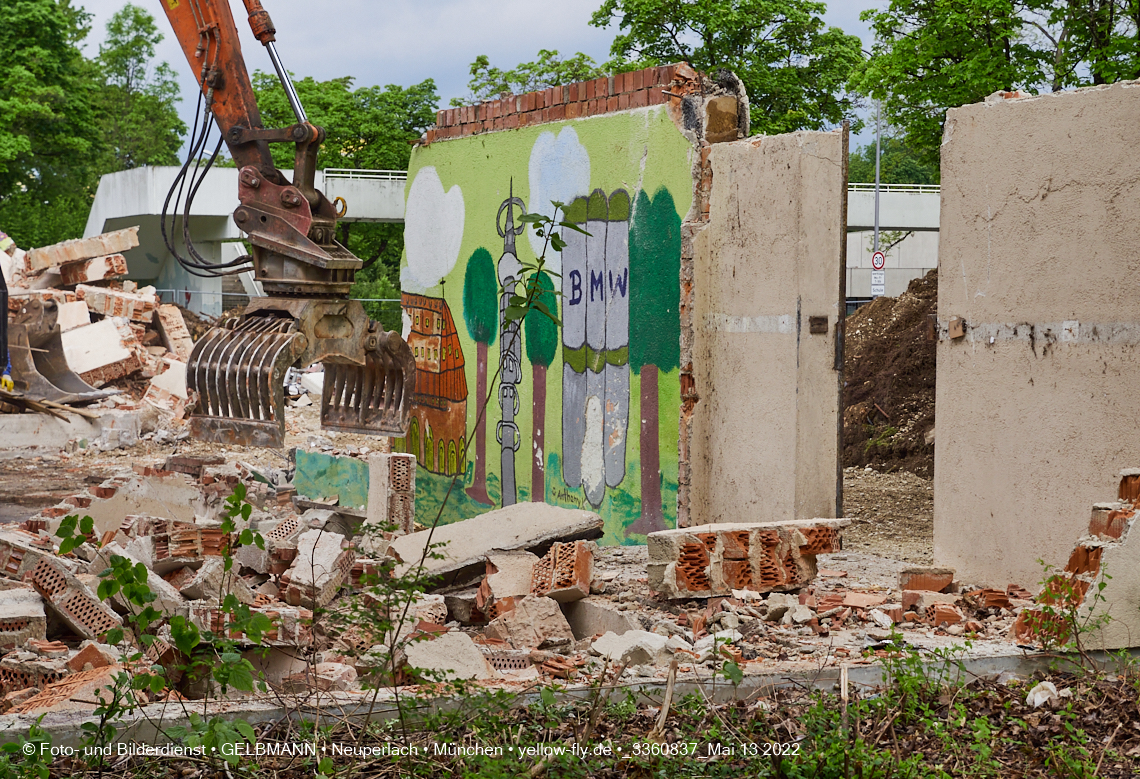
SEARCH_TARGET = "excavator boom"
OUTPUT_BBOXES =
[157,0,414,447]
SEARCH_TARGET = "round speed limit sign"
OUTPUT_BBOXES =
[871,250,886,270]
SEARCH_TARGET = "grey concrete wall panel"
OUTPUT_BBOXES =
[935,82,1140,588]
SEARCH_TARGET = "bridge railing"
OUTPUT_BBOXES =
[323,169,408,181]
[848,183,941,194]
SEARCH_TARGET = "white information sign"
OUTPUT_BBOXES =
[870,269,886,297]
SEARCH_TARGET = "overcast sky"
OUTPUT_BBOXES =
[75,0,882,155]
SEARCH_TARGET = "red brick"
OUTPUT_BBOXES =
[565,102,580,119]
[41,507,71,519]
[607,96,619,112]
[594,77,608,98]
[65,496,91,509]
[541,107,550,123]
[92,486,117,499]
[648,87,667,106]
[551,104,566,122]
[633,69,645,90]
[898,568,954,593]
[630,89,648,109]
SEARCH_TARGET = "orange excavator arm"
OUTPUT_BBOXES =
[156,0,416,448]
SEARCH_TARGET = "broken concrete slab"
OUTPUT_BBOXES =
[282,662,359,693]
[560,597,641,640]
[402,631,499,681]
[590,630,671,666]
[178,558,256,605]
[55,300,90,332]
[484,595,574,649]
[531,540,594,603]
[280,529,356,608]
[0,589,46,649]
[647,519,849,598]
[23,227,139,275]
[389,503,604,584]
[443,588,486,625]
[476,551,539,617]
[153,304,194,362]
[58,254,128,286]
[75,284,155,323]
[59,318,143,386]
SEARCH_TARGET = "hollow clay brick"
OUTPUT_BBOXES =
[647,519,849,599]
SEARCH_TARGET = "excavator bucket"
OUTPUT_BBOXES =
[187,299,415,448]
[7,299,118,405]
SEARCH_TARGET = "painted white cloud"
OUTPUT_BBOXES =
[402,167,465,294]
[527,127,591,273]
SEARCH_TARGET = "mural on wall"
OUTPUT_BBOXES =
[401,293,468,476]
[496,184,526,507]
[561,190,631,507]
[396,109,691,543]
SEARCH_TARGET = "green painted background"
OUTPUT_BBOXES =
[397,106,694,545]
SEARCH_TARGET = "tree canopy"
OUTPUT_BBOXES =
[848,135,940,186]
[590,0,864,134]
[0,1,184,248]
[524,270,558,367]
[457,50,605,106]
[463,247,498,347]
[854,0,1140,166]
[95,4,185,172]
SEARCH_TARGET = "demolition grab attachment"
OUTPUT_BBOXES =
[187,299,415,448]
[158,0,417,447]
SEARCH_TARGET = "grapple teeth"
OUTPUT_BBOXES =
[187,316,302,448]
[320,331,416,437]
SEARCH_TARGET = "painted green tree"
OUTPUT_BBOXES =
[628,188,681,535]
[462,247,498,505]
[524,270,558,502]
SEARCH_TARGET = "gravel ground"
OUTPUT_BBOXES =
[842,466,934,564]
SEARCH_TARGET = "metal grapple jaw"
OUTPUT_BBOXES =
[187,298,415,448]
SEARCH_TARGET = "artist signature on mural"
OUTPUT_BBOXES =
[551,486,587,509]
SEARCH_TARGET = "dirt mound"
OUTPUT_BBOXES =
[843,269,937,476]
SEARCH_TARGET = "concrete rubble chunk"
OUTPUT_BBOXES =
[76,284,156,323]
[388,503,604,584]
[178,557,256,604]
[24,226,139,274]
[763,592,798,622]
[693,629,744,654]
[484,595,574,649]
[412,594,448,625]
[589,629,672,666]
[402,630,499,681]
[476,551,539,617]
[561,597,640,640]
[647,519,849,599]
[55,300,91,332]
[59,254,128,286]
[153,304,195,362]
[280,529,356,608]
[0,589,47,649]
[531,540,594,603]
[282,662,358,692]
[60,318,144,387]
[444,588,485,625]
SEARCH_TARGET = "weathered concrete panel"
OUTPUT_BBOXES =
[935,82,1140,588]
[689,132,845,524]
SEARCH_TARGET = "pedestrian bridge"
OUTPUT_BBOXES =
[85,167,939,315]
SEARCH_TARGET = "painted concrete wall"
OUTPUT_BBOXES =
[935,82,1140,588]
[687,132,846,525]
[396,67,710,545]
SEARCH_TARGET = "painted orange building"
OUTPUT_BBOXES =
[398,293,468,476]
